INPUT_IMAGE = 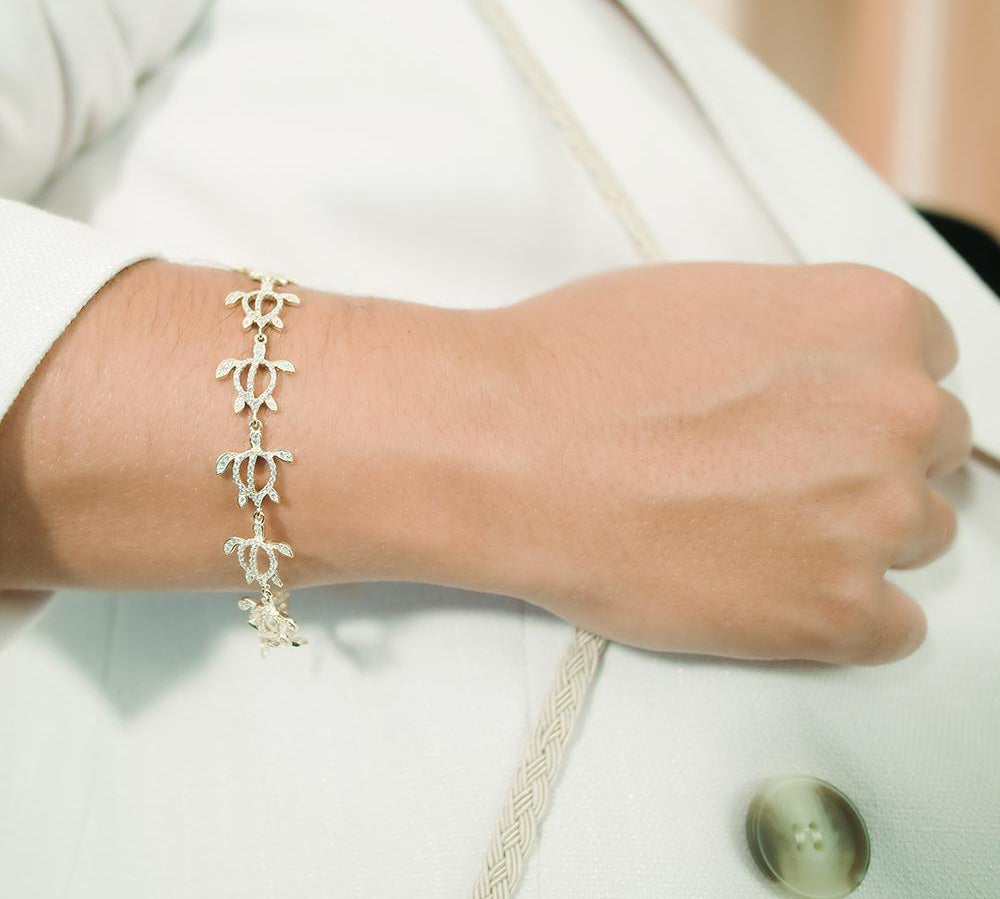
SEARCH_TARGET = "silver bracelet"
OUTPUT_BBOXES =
[215,269,307,653]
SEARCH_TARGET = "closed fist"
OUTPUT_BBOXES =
[463,262,972,665]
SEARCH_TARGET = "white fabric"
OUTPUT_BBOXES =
[0,0,209,200]
[0,200,155,421]
[0,1,997,897]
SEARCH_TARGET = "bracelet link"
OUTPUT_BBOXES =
[216,269,306,654]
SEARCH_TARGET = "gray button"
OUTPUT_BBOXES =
[746,775,870,898]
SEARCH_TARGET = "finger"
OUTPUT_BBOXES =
[913,287,959,381]
[890,487,958,569]
[925,388,973,478]
[839,580,928,665]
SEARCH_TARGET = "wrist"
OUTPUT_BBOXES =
[277,286,516,591]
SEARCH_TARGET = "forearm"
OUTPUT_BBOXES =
[0,260,496,593]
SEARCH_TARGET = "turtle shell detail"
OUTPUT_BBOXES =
[216,426,293,508]
[224,273,301,332]
[215,335,294,416]
[223,513,294,588]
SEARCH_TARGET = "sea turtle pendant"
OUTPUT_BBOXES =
[224,272,301,331]
[216,424,293,508]
[238,589,306,655]
[223,511,293,588]
[215,333,295,417]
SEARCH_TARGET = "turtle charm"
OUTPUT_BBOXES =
[216,424,293,509]
[224,272,301,331]
[215,332,295,417]
[238,588,306,655]
[224,510,294,588]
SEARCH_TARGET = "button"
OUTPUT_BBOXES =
[746,775,870,898]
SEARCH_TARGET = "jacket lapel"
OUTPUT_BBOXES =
[616,0,1000,461]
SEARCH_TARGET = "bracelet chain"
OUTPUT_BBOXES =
[215,269,306,654]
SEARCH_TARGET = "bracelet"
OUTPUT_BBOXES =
[215,269,307,653]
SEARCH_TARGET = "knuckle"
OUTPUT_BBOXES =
[820,571,875,633]
[885,376,943,440]
[823,588,893,664]
[816,567,927,664]
[827,577,928,665]
[847,603,926,665]
[837,264,915,312]
[936,498,959,549]
[875,480,927,541]
[841,619,901,665]
[871,269,918,316]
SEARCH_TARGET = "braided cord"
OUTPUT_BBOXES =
[468,1,666,896]
[472,629,608,899]
[469,0,664,264]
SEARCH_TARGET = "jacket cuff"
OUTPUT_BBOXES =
[0,197,160,425]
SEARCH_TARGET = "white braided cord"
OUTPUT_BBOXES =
[469,0,664,265]
[471,628,609,899]
[469,1,666,897]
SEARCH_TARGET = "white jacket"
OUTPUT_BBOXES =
[0,1,997,897]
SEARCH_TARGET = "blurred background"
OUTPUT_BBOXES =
[689,0,1000,293]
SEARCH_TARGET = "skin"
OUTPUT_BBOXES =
[0,259,971,664]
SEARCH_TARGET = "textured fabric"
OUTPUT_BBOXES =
[0,199,156,423]
[0,1,997,897]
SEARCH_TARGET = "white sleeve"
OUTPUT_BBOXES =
[0,0,210,200]
[0,198,158,422]
[0,0,209,642]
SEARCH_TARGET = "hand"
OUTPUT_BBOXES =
[455,262,971,664]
